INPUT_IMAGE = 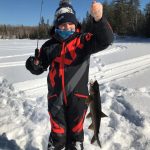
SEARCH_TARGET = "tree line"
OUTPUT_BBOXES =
[0,0,150,39]
[0,17,51,39]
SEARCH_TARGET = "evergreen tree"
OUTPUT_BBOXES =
[38,16,50,39]
[112,0,129,35]
[127,0,140,35]
[103,0,114,32]
[144,3,150,37]
[82,12,93,33]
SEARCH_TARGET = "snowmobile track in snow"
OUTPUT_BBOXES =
[90,54,150,84]
[0,61,25,68]
[0,53,33,59]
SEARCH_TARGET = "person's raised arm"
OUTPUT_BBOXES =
[82,1,114,55]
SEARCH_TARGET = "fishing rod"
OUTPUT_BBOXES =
[37,0,44,49]
[34,0,44,64]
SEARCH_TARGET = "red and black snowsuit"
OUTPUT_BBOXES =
[26,17,113,149]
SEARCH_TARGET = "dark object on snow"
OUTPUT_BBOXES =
[86,80,107,148]
[0,133,21,150]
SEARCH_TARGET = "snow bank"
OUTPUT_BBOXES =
[97,83,150,150]
[0,79,49,150]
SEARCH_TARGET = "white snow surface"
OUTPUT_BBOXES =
[0,38,150,150]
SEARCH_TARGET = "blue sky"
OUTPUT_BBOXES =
[0,0,148,26]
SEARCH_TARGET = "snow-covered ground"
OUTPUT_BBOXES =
[0,38,150,150]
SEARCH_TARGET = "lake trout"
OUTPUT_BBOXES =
[87,80,107,148]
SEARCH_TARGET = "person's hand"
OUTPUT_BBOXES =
[90,1,103,21]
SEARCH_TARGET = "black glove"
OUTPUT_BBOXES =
[25,56,44,75]
[25,56,35,71]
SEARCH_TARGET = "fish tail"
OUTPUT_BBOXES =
[91,135,96,144]
[91,136,102,148]
[97,137,102,148]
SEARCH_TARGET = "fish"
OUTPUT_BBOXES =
[86,80,107,148]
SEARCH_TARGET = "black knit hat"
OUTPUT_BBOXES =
[54,0,78,27]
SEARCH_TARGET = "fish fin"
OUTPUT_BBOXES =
[91,135,96,144]
[86,112,92,119]
[88,123,94,130]
[101,111,108,117]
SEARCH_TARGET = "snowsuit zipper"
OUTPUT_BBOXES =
[60,42,67,105]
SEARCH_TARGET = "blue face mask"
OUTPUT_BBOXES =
[55,28,75,40]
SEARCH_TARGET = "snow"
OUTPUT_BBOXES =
[0,38,150,150]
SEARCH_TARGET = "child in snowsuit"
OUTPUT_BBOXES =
[26,1,114,149]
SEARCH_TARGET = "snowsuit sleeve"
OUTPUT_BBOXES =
[82,16,114,55]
